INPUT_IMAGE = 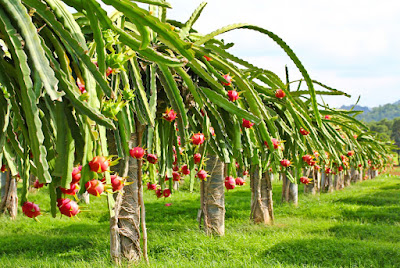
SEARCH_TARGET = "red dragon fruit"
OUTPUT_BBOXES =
[280,159,291,167]
[209,127,215,136]
[224,176,236,190]
[71,166,82,184]
[299,128,310,135]
[111,175,125,192]
[147,154,158,164]
[227,90,239,102]
[194,153,202,164]
[181,164,190,175]
[1,165,7,172]
[85,179,105,197]
[300,176,311,185]
[197,170,208,181]
[242,118,254,129]
[33,179,44,189]
[163,189,171,198]
[308,160,316,166]
[57,198,80,217]
[172,171,181,182]
[302,155,313,163]
[88,156,110,173]
[60,183,80,196]
[222,74,232,86]
[130,147,145,159]
[191,133,205,146]
[155,188,163,198]
[22,201,41,218]
[264,138,281,149]
[235,177,245,186]
[275,89,285,99]
[106,67,113,77]
[147,182,157,191]
[77,78,86,94]
[163,108,177,122]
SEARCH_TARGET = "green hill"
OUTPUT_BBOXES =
[339,104,370,114]
[340,101,400,122]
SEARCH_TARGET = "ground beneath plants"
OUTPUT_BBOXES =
[0,172,399,267]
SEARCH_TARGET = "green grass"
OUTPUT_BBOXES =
[0,173,399,267]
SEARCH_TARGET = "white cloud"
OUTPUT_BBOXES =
[242,53,400,108]
[85,0,400,107]
[166,0,400,107]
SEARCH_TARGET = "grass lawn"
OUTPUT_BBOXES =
[0,172,399,267]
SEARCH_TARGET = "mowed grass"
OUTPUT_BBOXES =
[0,172,399,268]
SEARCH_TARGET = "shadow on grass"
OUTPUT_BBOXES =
[336,188,400,207]
[327,223,400,243]
[0,223,109,258]
[379,182,400,190]
[341,206,400,223]
[144,199,201,232]
[265,237,400,267]
[0,234,91,255]
[146,199,199,217]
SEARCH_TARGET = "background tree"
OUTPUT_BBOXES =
[391,118,400,160]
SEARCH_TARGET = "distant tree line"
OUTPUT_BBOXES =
[368,117,400,155]
[351,103,400,122]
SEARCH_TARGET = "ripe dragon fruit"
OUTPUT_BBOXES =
[147,182,157,191]
[197,170,208,181]
[130,147,145,159]
[22,201,41,218]
[242,118,254,129]
[89,156,110,173]
[194,153,202,164]
[275,89,285,99]
[264,138,281,150]
[191,133,205,146]
[155,188,163,198]
[57,198,80,217]
[235,177,245,186]
[227,90,239,102]
[146,154,158,164]
[181,164,190,175]
[172,171,181,182]
[302,155,313,163]
[280,159,291,167]
[300,176,311,185]
[110,174,125,192]
[299,127,310,135]
[224,176,236,190]
[33,179,44,189]
[85,179,105,197]
[221,74,232,86]
[163,189,171,198]
[71,166,82,184]
[60,182,80,196]
[163,108,177,122]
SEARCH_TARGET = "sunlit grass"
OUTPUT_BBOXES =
[0,173,399,267]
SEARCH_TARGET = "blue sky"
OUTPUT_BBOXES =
[164,0,400,108]
[93,1,400,108]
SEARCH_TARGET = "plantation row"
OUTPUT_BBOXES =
[0,0,395,265]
